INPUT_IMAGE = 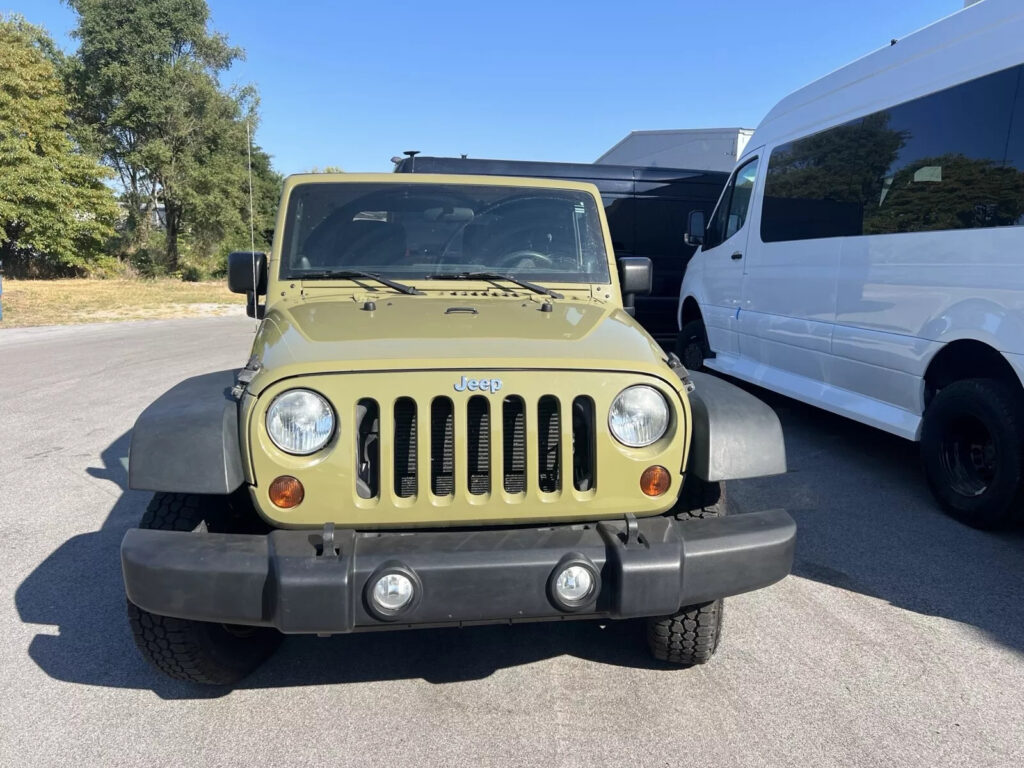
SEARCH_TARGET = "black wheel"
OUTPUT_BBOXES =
[921,379,1024,530]
[676,319,711,373]
[126,492,282,685]
[672,473,729,520]
[646,475,727,665]
[647,600,724,666]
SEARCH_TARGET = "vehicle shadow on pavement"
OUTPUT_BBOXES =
[725,382,1024,657]
[13,431,677,700]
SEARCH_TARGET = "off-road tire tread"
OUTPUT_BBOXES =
[127,492,281,686]
[647,600,724,665]
[674,475,729,519]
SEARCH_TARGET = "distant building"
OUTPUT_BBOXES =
[596,128,753,172]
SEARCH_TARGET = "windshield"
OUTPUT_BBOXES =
[280,182,611,284]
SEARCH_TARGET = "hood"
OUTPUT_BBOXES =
[247,294,672,393]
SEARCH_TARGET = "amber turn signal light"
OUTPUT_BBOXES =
[269,475,304,508]
[640,465,671,497]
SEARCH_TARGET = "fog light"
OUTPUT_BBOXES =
[372,573,415,612]
[548,555,600,611]
[269,475,304,508]
[640,465,671,497]
[554,565,595,604]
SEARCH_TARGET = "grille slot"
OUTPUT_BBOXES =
[393,398,417,498]
[537,395,561,493]
[353,385,600,504]
[467,395,490,495]
[431,397,455,496]
[502,396,527,493]
[355,398,379,499]
[572,396,596,491]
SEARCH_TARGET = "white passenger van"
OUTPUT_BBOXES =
[678,0,1024,529]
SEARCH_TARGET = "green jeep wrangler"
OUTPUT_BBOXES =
[121,173,795,685]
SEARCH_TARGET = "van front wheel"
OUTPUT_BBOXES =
[676,319,711,373]
[921,379,1024,530]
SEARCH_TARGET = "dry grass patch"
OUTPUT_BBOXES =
[0,278,244,328]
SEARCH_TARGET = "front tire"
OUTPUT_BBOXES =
[647,475,727,665]
[921,379,1024,530]
[676,318,711,373]
[126,492,282,686]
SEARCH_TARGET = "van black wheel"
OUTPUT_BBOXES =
[676,319,711,372]
[921,379,1024,530]
[126,492,282,686]
[647,475,727,665]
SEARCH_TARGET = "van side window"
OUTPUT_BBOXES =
[705,156,759,249]
[725,159,759,239]
[761,63,1024,243]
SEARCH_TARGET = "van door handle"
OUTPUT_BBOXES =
[731,251,743,260]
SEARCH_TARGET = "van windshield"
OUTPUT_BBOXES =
[280,182,611,284]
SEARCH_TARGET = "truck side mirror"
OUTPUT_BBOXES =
[228,251,268,319]
[618,256,652,317]
[684,210,705,247]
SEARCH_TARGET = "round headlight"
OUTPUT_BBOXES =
[608,385,670,447]
[266,389,335,455]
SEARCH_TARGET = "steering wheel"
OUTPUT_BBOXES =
[495,250,555,269]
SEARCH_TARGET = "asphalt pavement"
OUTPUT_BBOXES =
[1,316,1022,767]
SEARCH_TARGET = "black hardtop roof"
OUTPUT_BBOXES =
[393,155,728,185]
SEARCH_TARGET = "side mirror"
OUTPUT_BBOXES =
[618,256,652,317]
[228,251,268,294]
[228,251,268,319]
[684,210,705,247]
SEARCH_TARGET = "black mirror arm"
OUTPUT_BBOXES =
[245,291,265,319]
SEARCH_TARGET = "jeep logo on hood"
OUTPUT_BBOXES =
[454,376,503,393]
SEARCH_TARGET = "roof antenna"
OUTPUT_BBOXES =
[246,120,258,331]
[404,150,419,171]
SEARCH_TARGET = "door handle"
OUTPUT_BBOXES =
[731,252,743,260]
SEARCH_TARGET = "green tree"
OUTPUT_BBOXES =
[67,0,270,271]
[0,15,118,275]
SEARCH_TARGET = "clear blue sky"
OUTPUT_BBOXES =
[15,0,962,175]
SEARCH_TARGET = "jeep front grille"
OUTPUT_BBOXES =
[254,370,687,527]
[355,393,596,501]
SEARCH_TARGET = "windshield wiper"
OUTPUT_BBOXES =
[425,271,563,299]
[297,270,423,295]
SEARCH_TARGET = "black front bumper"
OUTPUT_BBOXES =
[121,510,795,634]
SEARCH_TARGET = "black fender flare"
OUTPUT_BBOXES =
[128,370,245,494]
[685,371,787,482]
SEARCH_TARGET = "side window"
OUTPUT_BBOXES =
[705,156,759,250]
[866,65,1019,234]
[761,118,868,242]
[725,158,759,239]
[762,64,1023,243]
